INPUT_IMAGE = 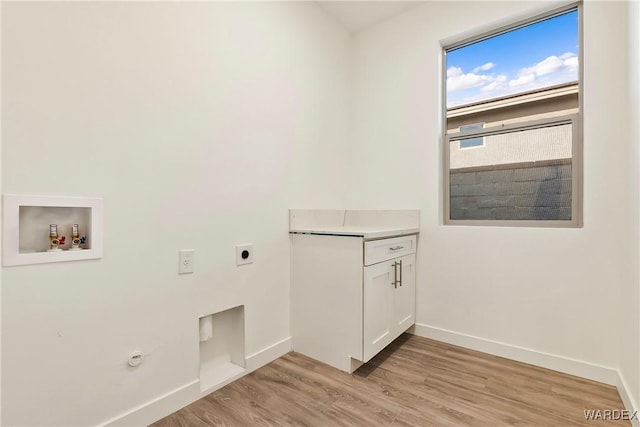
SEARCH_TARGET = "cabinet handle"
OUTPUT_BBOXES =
[389,245,404,251]
[392,262,398,288]
[398,259,403,287]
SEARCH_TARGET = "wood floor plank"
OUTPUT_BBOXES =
[151,334,630,426]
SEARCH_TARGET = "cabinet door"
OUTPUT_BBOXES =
[363,261,395,362]
[394,254,416,334]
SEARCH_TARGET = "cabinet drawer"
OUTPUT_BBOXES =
[364,235,416,266]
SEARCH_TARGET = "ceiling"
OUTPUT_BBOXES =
[317,1,425,33]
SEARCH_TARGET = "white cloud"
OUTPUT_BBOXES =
[481,74,507,92]
[447,71,492,92]
[563,56,578,71]
[508,73,536,88]
[447,65,500,93]
[533,56,564,76]
[512,52,578,86]
[473,62,495,73]
[447,66,462,78]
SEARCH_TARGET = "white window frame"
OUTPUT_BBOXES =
[442,3,583,228]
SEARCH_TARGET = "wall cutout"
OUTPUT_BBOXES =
[3,194,103,266]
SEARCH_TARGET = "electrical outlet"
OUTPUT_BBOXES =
[179,249,195,274]
[236,244,254,266]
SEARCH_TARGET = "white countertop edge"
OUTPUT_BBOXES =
[289,226,420,240]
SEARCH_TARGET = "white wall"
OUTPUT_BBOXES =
[622,0,640,414]
[1,2,351,425]
[351,0,630,377]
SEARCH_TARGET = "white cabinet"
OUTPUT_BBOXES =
[363,253,415,362]
[290,232,417,373]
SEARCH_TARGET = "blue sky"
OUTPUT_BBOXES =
[446,10,579,108]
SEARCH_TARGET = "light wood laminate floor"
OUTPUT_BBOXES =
[151,334,630,426]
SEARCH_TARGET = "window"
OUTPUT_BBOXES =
[443,5,581,226]
[458,123,485,149]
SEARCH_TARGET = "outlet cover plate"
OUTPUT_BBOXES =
[179,249,195,274]
[236,244,253,266]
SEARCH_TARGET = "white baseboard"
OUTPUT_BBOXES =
[103,380,201,427]
[104,337,292,427]
[616,371,640,427]
[246,336,293,372]
[411,323,618,385]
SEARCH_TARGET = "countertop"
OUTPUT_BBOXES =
[289,225,420,240]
